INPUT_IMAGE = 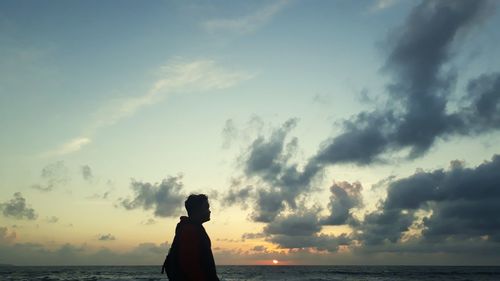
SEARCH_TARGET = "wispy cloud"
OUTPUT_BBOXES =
[31,161,70,192]
[203,0,290,34]
[45,216,59,224]
[43,59,251,156]
[370,0,399,12]
[41,137,91,158]
[93,59,251,131]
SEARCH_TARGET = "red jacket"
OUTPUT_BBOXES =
[175,216,220,281]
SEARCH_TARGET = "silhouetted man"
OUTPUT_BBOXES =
[163,194,220,281]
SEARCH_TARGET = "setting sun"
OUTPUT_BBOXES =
[272,259,279,265]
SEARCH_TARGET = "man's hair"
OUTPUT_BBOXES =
[185,194,208,216]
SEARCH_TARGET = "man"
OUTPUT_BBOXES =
[163,194,220,281]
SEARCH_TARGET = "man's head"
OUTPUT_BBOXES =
[185,194,211,223]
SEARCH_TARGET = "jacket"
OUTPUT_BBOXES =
[173,216,220,281]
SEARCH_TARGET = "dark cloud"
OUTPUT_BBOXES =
[312,0,496,165]
[251,189,285,222]
[460,72,500,132]
[357,209,415,246]
[119,176,185,218]
[260,207,353,252]
[321,181,363,225]
[1,193,38,220]
[231,121,359,249]
[269,233,351,253]
[81,165,93,182]
[0,241,168,265]
[241,119,323,222]
[221,184,253,208]
[32,161,70,192]
[357,154,500,248]
[244,119,297,179]
[251,245,267,252]
[241,232,266,240]
[98,233,116,241]
[263,209,322,237]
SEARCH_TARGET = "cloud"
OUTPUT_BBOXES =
[1,193,38,220]
[251,189,285,222]
[0,241,168,266]
[230,128,500,257]
[221,184,253,208]
[243,151,500,255]
[264,208,322,237]
[237,119,323,222]
[41,137,91,158]
[0,226,16,245]
[95,59,251,130]
[221,118,238,149]
[269,233,351,253]
[119,176,185,218]
[98,233,116,241]
[460,73,500,132]
[81,165,93,182]
[356,154,500,249]
[370,0,399,12]
[312,0,496,165]
[244,119,297,179]
[31,161,70,192]
[321,181,363,226]
[45,216,59,224]
[252,245,267,252]
[87,189,112,200]
[241,232,266,240]
[140,218,157,225]
[257,207,352,252]
[203,0,290,34]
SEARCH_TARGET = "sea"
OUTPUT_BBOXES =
[1,265,500,281]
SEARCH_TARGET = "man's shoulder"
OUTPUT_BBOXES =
[177,222,203,237]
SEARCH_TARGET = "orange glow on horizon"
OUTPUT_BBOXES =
[251,259,291,266]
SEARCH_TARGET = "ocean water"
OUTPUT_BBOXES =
[1,265,500,281]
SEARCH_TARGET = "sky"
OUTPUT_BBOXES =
[1,0,500,266]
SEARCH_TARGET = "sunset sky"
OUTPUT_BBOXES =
[1,0,500,266]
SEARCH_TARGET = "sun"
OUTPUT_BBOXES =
[272,259,279,264]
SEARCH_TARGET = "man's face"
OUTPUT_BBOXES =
[200,200,211,223]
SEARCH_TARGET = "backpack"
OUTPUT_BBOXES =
[161,235,179,280]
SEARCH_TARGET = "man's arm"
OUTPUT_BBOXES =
[179,225,206,281]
